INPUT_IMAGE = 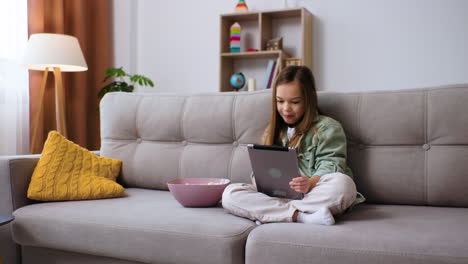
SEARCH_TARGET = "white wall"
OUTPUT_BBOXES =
[113,0,468,92]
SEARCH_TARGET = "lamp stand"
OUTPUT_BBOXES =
[30,68,49,153]
[30,67,67,153]
[53,67,68,137]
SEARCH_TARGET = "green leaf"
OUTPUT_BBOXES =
[140,76,154,87]
[129,75,139,83]
[97,85,111,99]
[121,85,134,93]
[103,68,125,82]
[129,74,154,88]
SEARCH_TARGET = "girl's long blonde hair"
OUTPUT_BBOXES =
[260,66,318,148]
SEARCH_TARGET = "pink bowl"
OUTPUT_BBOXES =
[167,178,231,207]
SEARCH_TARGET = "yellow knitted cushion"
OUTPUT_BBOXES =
[28,131,125,201]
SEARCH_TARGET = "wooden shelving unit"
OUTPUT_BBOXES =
[219,8,313,92]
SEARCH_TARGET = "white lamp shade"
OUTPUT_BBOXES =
[22,33,88,72]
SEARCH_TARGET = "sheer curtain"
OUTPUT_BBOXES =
[0,0,29,155]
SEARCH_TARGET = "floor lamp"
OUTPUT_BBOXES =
[22,33,87,151]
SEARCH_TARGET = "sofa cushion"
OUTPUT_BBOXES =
[22,246,145,264]
[28,131,124,201]
[246,204,468,264]
[12,188,255,264]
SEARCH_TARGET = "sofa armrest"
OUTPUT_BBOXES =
[0,155,40,213]
[0,154,40,264]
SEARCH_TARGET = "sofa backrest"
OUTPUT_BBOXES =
[318,84,468,207]
[100,84,468,207]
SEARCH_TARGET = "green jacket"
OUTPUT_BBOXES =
[281,115,354,178]
[252,114,365,207]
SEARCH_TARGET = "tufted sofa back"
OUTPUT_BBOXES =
[100,91,271,190]
[100,85,468,207]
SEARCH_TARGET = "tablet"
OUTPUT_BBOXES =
[247,144,304,200]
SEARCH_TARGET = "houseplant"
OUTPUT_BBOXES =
[98,67,154,99]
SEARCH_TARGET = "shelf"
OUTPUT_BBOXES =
[219,8,313,92]
[220,8,303,19]
[219,12,258,21]
[261,8,302,18]
[221,50,289,59]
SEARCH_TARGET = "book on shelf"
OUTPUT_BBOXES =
[264,59,277,89]
[269,60,280,89]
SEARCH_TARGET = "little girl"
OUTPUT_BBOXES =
[222,66,364,225]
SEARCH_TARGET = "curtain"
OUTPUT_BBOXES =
[0,0,29,155]
[28,0,113,153]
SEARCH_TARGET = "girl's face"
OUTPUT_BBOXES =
[276,81,305,126]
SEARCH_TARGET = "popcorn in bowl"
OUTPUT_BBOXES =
[184,182,222,185]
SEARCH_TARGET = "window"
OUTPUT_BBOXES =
[0,0,29,155]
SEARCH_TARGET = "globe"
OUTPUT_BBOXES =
[230,72,246,92]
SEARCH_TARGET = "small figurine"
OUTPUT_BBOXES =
[230,22,241,53]
[266,37,283,51]
[235,0,248,12]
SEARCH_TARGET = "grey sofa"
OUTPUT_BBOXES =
[1,84,468,264]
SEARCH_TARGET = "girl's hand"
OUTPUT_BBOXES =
[289,175,320,193]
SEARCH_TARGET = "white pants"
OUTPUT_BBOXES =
[222,172,357,223]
